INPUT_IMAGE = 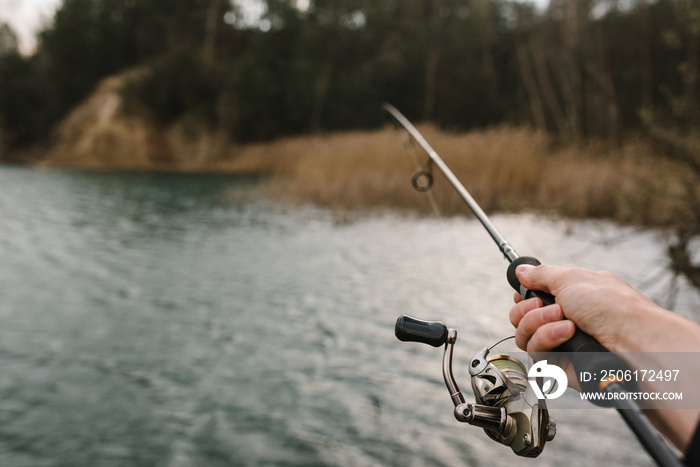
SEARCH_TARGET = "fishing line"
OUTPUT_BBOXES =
[663,273,679,311]
[514,217,618,264]
[640,270,681,312]
[552,222,660,261]
[396,128,442,218]
[487,335,515,351]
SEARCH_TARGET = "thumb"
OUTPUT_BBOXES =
[516,264,557,295]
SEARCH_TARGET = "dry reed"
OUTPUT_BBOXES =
[214,125,689,226]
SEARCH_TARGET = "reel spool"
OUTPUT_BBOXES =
[488,354,529,390]
[472,353,529,407]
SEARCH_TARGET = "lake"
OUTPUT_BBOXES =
[0,166,696,466]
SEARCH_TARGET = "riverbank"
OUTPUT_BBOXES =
[14,73,689,226]
[29,122,690,227]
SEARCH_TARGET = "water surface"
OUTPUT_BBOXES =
[0,166,696,466]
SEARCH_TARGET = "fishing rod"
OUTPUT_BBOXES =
[384,103,684,467]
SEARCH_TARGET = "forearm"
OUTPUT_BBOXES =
[642,409,700,453]
[612,304,700,451]
[613,302,700,353]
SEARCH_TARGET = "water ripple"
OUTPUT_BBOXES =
[0,166,695,466]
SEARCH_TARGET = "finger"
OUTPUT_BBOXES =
[513,291,524,303]
[514,303,564,350]
[526,320,576,353]
[515,264,569,296]
[509,296,542,328]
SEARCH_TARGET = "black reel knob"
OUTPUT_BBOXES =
[395,315,448,347]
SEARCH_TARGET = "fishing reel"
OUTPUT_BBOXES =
[395,315,556,458]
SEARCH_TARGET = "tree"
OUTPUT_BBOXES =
[640,0,700,293]
[0,23,47,149]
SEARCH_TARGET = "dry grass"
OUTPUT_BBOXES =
[213,125,690,226]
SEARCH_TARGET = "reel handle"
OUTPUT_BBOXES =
[395,315,448,347]
[506,257,631,396]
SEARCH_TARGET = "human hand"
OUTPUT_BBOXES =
[508,264,660,354]
[509,264,700,354]
[508,264,700,451]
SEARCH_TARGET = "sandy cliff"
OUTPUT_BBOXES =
[38,69,230,171]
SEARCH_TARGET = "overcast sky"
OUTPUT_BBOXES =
[0,0,61,54]
[0,0,550,56]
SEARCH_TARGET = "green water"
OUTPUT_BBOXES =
[1,166,688,466]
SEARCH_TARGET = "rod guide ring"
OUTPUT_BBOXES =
[411,170,434,192]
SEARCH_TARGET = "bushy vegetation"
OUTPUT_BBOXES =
[215,125,686,225]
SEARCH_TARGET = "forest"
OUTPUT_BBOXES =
[0,0,699,289]
[0,0,698,147]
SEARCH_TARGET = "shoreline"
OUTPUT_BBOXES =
[3,71,687,229]
[10,124,689,228]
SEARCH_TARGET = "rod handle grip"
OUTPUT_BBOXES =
[506,257,631,397]
[507,256,556,305]
[395,315,448,347]
[506,257,608,352]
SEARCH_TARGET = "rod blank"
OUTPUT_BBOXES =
[382,103,518,262]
